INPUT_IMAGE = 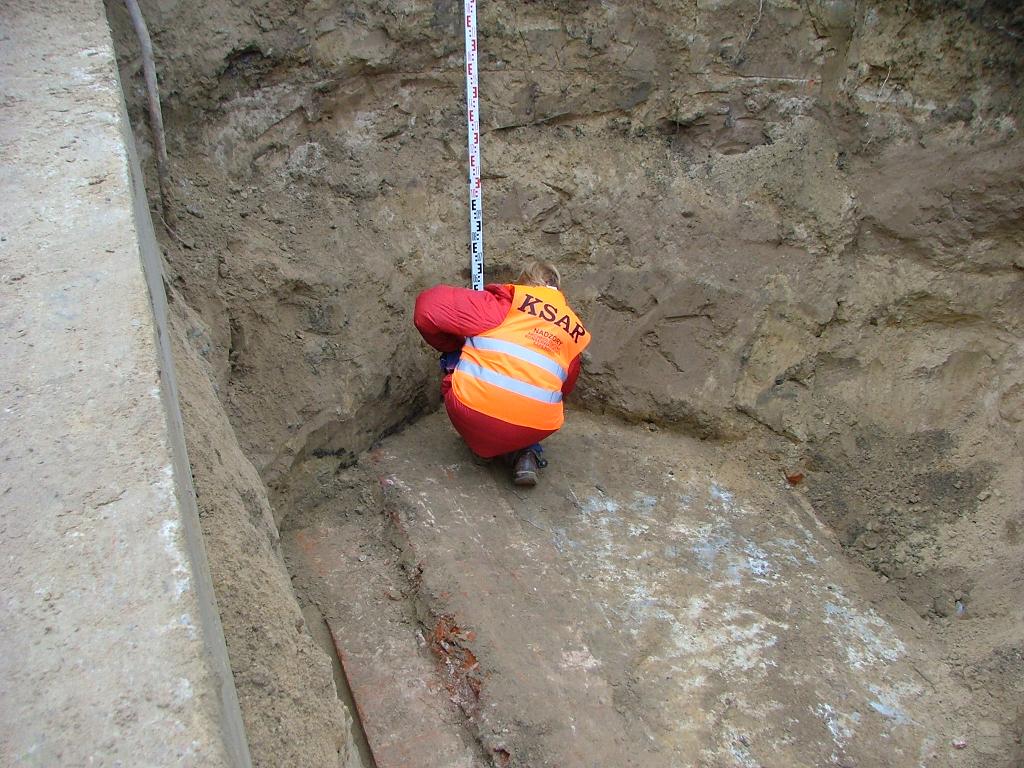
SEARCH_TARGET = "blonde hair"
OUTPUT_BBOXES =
[516,260,561,290]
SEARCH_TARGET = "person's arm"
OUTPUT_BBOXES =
[413,283,511,352]
[562,354,581,396]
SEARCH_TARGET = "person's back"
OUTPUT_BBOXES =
[413,261,591,486]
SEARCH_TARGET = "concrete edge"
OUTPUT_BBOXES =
[110,17,254,768]
[0,1,252,763]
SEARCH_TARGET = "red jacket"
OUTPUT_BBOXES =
[414,283,582,396]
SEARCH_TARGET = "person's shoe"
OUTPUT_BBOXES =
[512,449,540,487]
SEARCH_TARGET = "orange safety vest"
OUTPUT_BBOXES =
[452,284,591,431]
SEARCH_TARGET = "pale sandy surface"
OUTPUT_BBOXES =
[0,1,247,765]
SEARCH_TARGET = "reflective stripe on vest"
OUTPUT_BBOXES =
[451,284,590,431]
[455,359,563,403]
[464,337,568,382]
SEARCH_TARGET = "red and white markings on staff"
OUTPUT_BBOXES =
[464,0,484,290]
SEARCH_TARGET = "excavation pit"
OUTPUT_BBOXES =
[20,1,1016,765]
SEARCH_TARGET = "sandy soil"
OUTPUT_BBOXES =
[285,409,1016,766]
[103,1,1024,765]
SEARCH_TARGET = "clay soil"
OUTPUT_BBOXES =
[106,1,1023,766]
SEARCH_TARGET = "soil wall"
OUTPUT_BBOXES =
[105,1,1023,764]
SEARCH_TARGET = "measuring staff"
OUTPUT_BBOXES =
[464,0,484,290]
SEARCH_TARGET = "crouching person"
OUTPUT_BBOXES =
[413,261,591,486]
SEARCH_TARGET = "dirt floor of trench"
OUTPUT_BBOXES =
[277,408,1019,768]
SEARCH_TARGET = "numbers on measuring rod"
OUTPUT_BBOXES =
[464,0,484,290]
